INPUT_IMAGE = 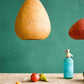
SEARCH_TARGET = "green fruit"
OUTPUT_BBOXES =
[39,74,48,82]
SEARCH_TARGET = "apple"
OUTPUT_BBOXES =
[31,73,40,82]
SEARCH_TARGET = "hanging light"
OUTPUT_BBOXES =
[69,18,84,40]
[15,0,51,40]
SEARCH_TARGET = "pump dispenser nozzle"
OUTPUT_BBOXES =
[65,49,73,57]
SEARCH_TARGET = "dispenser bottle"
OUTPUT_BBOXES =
[64,49,74,79]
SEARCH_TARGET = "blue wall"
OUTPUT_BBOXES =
[0,0,84,73]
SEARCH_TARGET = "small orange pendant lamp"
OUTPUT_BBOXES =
[15,0,51,40]
[69,18,84,40]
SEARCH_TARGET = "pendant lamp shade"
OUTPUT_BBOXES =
[69,18,84,40]
[15,0,51,40]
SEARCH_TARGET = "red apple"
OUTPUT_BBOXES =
[69,18,84,40]
[31,73,40,82]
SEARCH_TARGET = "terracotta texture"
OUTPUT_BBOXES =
[69,18,84,40]
[15,0,51,40]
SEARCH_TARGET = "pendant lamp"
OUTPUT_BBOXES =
[15,0,51,40]
[69,18,84,40]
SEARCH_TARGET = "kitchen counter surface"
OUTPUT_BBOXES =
[0,73,83,84]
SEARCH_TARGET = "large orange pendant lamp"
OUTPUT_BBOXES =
[15,0,51,40]
[69,18,84,40]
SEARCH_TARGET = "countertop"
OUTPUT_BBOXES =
[0,73,83,84]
